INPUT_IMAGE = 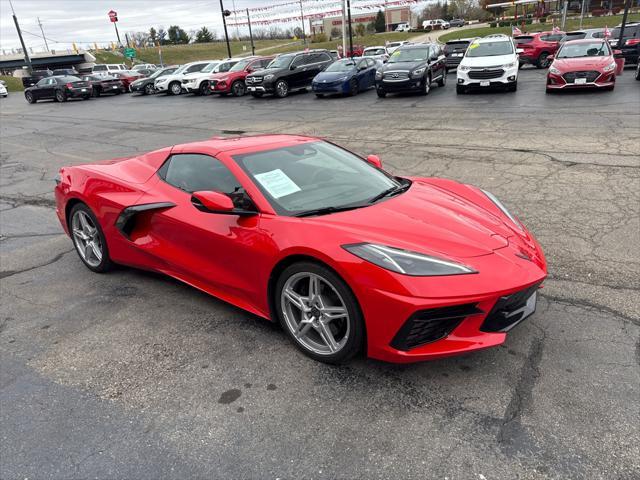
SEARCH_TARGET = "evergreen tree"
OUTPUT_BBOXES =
[374,10,386,32]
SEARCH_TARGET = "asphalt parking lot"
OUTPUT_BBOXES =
[1,67,639,479]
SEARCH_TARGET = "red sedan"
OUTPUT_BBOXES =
[210,56,274,96]
[546,39,623,92]
[112,70,144,91]
[515,30,565,68]
[54,135,547,364]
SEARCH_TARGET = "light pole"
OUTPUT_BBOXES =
[220,0,232,58]
[38,17,49,52]
[247,9,255,55]
[299,0,307,46]
[9,0,32,73]
[346,0,353,58]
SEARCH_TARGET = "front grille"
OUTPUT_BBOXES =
[247,76,263,84]
[390,304,483,351]
[383,71,409,80]
[468,68,505,79]
[446,58,463,66]
[480,282,542,333]
[563,70,600,83]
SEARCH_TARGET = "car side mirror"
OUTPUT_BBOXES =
[290,64,297,70]
[366,154,382,169]
[516,48,524,54]
[547,54,555,62]
[191,191,257,216]
[358,65,367,71]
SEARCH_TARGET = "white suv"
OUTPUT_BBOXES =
[456,35,519,93]
[423,19,450,30]
[181,58,241,95]
[154,60,214,95]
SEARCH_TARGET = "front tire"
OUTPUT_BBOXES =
[437,71,446,87]
[315,93,324,98]
[275,262,364,364]
[376,90,386,98]
[199,81,211,96]
[349,78,359,96]
[508,81,518,92]
[275,79,289,98]
[144,84,155,95]
[231,80,246,97]
[169,81,182,95]
[25,92,36,103]
[421,74,431,95]
[69,203,113,273]
[456,84,466,94]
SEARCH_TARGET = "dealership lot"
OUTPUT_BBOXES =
[1,68,639,478]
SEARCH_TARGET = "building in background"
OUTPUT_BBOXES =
[309,6,416,36]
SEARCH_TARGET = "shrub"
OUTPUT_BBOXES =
[539,17,547,23]
[490,22,497,28]
[525,19,533,25]
[311,33,327,43]
[591,8,605,17]
[612,7,621,14]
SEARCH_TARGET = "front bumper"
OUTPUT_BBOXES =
[546,71,615,89]
[247,82,275,94]
[130,82,148,93]
[375,76,425,93]
[154,82,170,92]
[312,80,349,94]
[211,79,232,94]
[457,65,518,88]
[341,236,547,363]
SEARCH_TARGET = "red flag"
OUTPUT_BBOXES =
[552,26,560,33]
[604,25,611,38]
[512,25,522,36]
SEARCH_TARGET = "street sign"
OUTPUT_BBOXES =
[124,47,136,58]
[108,10,118,23]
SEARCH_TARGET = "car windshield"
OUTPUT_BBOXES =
[214,61,236,73]
[233,141,401,216]
[200,62,220,73]
[557,41,610,58]
[59,76,81,82]
[150,68,171,79]
[364,48,385,56]
[325,59,357,72]
[229,59,252,72]
[465,41,513,57]
[267,54,294,69]
[388,47,429,63]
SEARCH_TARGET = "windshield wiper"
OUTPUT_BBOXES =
[294,204,366,218]
[367,183,410,204]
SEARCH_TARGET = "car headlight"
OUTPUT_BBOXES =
[343,243,476,276]
[549,66,561,75]
[481,189,523,231]
[156,79,167,84]
[411,67,426,77]
[603,62,616,72]
[264,74,274,81]
[458,64,470,71]
[375,71,383,79]
[217,77,228,82]
[503,62,516,69]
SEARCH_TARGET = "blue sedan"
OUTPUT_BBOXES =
[312,57,379,97]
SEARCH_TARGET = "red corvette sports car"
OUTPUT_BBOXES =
[55,135,547,364]
[546,39,624,92]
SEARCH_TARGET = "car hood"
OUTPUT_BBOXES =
[552,56,613,70]
[313,70,355,81]
[210,71,244,80]
[460,54,514,67]
[247,67,284,77]
[305,180,517,259]
[380,60,426,72]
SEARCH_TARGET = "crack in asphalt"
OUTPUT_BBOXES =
[539,292,640,327]
[0,194,56,209]
[0,249,73,280]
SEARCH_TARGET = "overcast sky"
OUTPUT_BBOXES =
[0,0,278,52]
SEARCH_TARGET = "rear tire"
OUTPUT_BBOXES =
[275,261,365,364]
[68,203,113,273]
[536,52,550,69]
[55,90,67,102]
[82,95,90,100]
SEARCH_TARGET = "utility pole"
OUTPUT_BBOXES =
[560,0,568,30]
[299,0,307,46]
[579,0,586,29]
[346,0,353,58]
[232,0,240,40]
[247,9,255,55]
[9,0,33,73]
[220,0,232,58]
[341,0,347,57]
[37,17,50,52]
[616,0,632,51]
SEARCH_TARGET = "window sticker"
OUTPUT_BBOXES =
[254,169,301,199]
[469,43,479,49]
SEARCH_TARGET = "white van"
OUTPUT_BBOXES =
[92,64,127,77]
[395,23,411,32]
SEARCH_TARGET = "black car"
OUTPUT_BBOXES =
[375,43,447,97]
[449,18,465,28]
[80,75,125,96]
[245,50,335,98]
[444,38,473,71]
[24,75,92,103]
[609,23,640,65]
[129,66,180,95]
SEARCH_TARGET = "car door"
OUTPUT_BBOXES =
[32,78,48,99]
[43,78,58,99]
[137,152,268,303]
[288,54,309,88]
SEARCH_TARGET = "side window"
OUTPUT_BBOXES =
[291,55,307,67]
[186,64,205,73]
[49,78,58,85]
[316,53,331,63]
[158,154,255,210]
